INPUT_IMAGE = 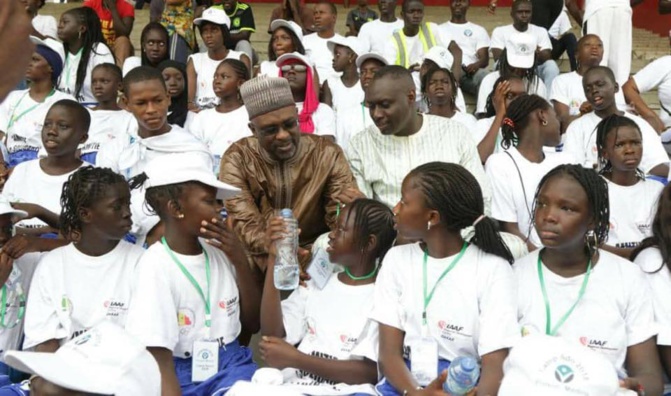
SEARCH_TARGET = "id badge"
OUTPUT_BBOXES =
[5,266,21,290]
[192,340,219,383]
[410,337,438,387]
[306,249,333,290]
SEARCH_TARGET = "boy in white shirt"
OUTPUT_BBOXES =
[302,2,344,84]
[439,0,490,96]
[25,0,57,39]
[125,153,260,396]
[490,0,560,92]
[357,0,403,54]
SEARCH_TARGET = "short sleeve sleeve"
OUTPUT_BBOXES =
[489,27,505,50]
[238,6,256,31]
[370,249,404,330]
[633,248,671,346]
[623,266,658,347]
[349,320,379,362]
[633,57,671,94]
[314,105,336,137]
[119,1,135,18]
[475,26,491,50]
[486,155,518,223]
[281,284,311,345]
[536,26,552,51]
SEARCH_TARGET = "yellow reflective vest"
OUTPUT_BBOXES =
[392,23,437,68]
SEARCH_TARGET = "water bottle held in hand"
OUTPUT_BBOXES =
[273,208,300,290]
[444,356,479,396]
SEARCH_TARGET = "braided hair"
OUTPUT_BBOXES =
[344,198,397,262]
[532,164,610,256]
[218,58,250,84]
[420,65,458,109]
[128,173,199,219]
[268,27,306,61]
[140,22,170,67]
[595,114,645,178]
[60,167,128,240]
[408,162,514,263]
[92,63,122,83]
[632,183,671,271]
[62,7,113,102]
[497,49,539,95]
[501,94,551,150]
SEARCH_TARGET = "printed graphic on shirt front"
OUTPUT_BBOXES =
[178,308,195,336]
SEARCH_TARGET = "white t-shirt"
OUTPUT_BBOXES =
[548,8,571,39]
[190,105,252,171]
[490,24,552,52]
[633,56,671,128]
[633,247,671,346]
[370,243,519,363]
[514,249,657,371]
[258,60,279,77]
[474,116,502,153]
[58,43,116,106]
[296,102,336,137]
[82,109,135,165]
[584,0,631,22]
[486,147,577,247]
[562,112,669,173]
[382,23,453,68]
[23,241,142,349]
[326,77,365,150]
[0,89,74,166]
[278,276,378,395]
[3,160,88,229]
[32,15,58,39]
[188,50,246,109]
[125,240,242,358]
[550,71,627,116]
[0,253,42,362]
[605,178,663,249]
[303,33,344,85]
[476,71,548,114]
[358,18,404,54]
[122,56,142,77]
[439,21,490,66]
[449,111,478,132]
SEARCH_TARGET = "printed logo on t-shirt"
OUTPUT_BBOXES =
[437,320,470,341]
[306,317,317,339]
[178,308,195,335]
[579,336,617,352]
[104,299,128,318]
[295,351,338,386]
[338,334,358,353]
[464,29,473,37]
[554,364,574,383]
[233,17,240,27]
[217,296,239,317]
[636,221,651,235]
[61,295,73,314]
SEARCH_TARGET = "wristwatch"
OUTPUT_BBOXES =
[402,386,423,395]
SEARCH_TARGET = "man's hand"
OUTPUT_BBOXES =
[0,252,13,286]
[409,370,449,395]
[259,336,302,370]
[464,63,480,75]
[201,217,248,267]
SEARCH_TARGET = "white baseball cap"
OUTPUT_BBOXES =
[0,195,27,219]
[194,7,231,28]
[327,36,365,57]
[499,334,625,396]
[270,19,304,42]
[422,46,454,70]
[276,52,314,68]
[355,52,388,69]
[30,36,65,69]
[144,152,241,200]
[5,321,160,396]
[505,32,536,69]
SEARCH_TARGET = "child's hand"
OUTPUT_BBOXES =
[579,101,593,115]
[201,217,248,267]
[10,202,43,220]
[259,336,301,370]
[411,370,449,395]
[2,234,38,259]
[0,252,13,286]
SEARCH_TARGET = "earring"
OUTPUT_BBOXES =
[427,221,432,231]
[584,230,598,254]
[78,31,82,40]
[541,120,548,126]
[178,213,185,219]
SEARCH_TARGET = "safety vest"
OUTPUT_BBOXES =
[392,23,437,69]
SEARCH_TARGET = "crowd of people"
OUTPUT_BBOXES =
[0,0,670,394]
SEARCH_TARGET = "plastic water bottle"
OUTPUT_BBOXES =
[444,356,480,395]
[273,209,300,290]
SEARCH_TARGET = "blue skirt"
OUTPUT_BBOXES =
[374,359,451,396]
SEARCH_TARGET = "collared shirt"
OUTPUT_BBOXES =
[346,114,492,213]
[212,2,256,35]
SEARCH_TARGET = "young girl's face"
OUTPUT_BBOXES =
[91,68,121,103]
[602,126,642,172]
[57,12,82,43]
[393,175,433,241]
[426,69,453,105]
[332,45,353,73]
[84,182,132,241]
[213,63,243,98]
[534,175,592,250]
[272,28,295,58]
[360,59,383,90]
[200,23,225,50]
[143,29,168,65]
[175,183,222,236]
[540,106,562,147]
[25,52,52,82]
[42,105,87,157]
[162,67,185,98]
[282,63,308,94]
[327,205,360,266]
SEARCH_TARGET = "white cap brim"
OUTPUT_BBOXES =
[355,53,388,69]
[507,53,535,69]
[270,19,303,42]
[276,52,313,67]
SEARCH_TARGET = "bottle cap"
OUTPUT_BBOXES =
[280,208,293,218]
[461,357,477,371]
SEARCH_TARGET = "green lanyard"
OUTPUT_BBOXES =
[0,285,26,329]
[162,237,212,327]
[422,242,467,326]
[63,48,83,90]
[7,89,56,130]
[537,254,592,336]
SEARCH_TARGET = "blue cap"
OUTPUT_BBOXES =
[280,208,293,218]
[461,357,477,372]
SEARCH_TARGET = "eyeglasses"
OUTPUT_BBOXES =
[280,64,308,72]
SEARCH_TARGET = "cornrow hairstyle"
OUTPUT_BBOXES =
[140,22,170,67]
[595,114,645,178]
[60,167,128,239]
[408,162,514,264]
[420,65,458,109]
[217,58,250,84]
[92,63,123,83]
[128,173,198,219]
[62,7,114,101]
[532,164,610,257]
[501,94,551,150]
[268,27,307,61]
[50,99,92,133]
[497,49,539,95]
[344,198,397,262]
[484,75,525,118]
[122,66,166,97]
[632,183,671,271]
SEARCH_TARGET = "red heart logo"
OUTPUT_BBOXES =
[438,320,446,329]
[579,337,588,346]
[340,335,347,343]
[104,301,110,308]
[218,301,226,309]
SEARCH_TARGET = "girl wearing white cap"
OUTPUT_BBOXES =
[187,8,251,112]
[421,65,476,132]
[259,19,307,78]
[125,152,260,396]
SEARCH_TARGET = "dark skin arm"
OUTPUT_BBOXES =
[622,338,664,396]
[1,234,68,260]
[322,80,333,108]
[102,0,134,37]
[622,77,665,133]
[565,0,583,26]
[660,345,671,383]
[536,49,552,64]
[11,203,60,230]
[552,100,590,135]
[648,164,670,179]
[148,347,182,396]
[448,41,463,82]
[477,81,508,163]
[464,47,489,75]
[491,48,502,63]
[229,30,252,46]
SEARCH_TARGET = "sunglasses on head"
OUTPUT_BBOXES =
[280,64,308,72]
